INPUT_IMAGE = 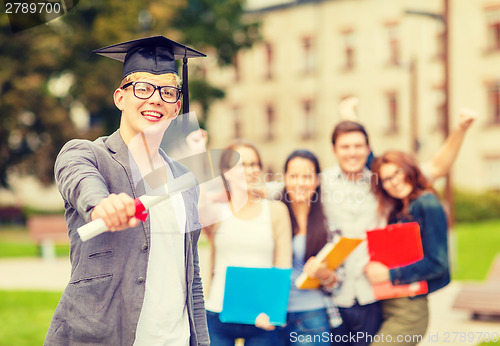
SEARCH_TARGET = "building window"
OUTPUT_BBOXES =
[488,82,500,124]
[200,65,207,80]
[265,42,274,80]
[489,21,500,50]
[233,107,242,139]
[301,100,315,140]
[433,88,446,132]
[342,30,355,70]
[486,8,500,51]
[436,103,446,133]
[302,37,315,73]
[265,104,275,141]
[435,31,445,60]
[484,156,500,191]
[233,54,240,82]
[386,92,399,134]
[386,24,400,66]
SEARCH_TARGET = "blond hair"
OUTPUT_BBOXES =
[119,72,181,88]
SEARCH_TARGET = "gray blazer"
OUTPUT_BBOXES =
[45,130,210,346]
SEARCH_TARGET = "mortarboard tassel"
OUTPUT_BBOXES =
[182,48,190,134]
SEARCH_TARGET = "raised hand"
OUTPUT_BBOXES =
[338,96,359,121]
[457,108,477,131]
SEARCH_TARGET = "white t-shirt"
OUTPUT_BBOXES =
[321,165,385,307]
[134,164,190,346]
[205,199,274,313]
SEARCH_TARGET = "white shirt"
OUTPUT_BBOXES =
[205,199,274,312]
[321,165,385,307]
[134,163,190,346]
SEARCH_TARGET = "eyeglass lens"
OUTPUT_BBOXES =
[133,82,180,103]
[382,169,403,185]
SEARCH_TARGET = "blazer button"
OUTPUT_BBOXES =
[142,244,149,252]
[137,277,145,284]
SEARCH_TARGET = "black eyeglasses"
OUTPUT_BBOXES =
[381,168,404,186]
[122,81,182,103]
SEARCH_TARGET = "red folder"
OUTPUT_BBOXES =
[366,222,428,300]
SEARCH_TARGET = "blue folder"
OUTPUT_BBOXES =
[219,266,292,326]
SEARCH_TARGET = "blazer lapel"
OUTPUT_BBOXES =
[105,130,150,241]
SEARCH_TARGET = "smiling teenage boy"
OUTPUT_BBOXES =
[321,121,383,346]
[44,36,210,346]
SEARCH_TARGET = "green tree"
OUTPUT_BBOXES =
[172,0,259,65]
[0,18,73,186]
[0,0,259,188]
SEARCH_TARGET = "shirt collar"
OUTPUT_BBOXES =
[331,164,372,183]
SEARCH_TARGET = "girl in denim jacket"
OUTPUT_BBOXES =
[365,151,450,346]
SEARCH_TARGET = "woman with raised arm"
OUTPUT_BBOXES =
[365,151,450,346]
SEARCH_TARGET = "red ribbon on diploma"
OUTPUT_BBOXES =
[134,198,149,221]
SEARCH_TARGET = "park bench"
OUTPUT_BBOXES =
[452,254,500,319]
[0,206,25,225]
[27,215,69,260]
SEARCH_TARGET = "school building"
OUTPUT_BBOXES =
[202,0,500,192]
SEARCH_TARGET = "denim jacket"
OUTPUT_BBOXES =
[388,193,450,295]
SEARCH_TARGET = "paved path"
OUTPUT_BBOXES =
[1,251,499,346]
[0,257,70,291]
[421,283,499,346]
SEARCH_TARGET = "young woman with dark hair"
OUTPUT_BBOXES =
[365,151,450,346]
[280,149,343,346]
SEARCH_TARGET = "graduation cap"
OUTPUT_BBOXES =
[93,36,206,132]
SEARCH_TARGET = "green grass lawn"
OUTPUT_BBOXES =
[0,225,70,258]
[0,290,61,346]
[0,242,70,258]
[0,220,499,345]
[452,219,500,281]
